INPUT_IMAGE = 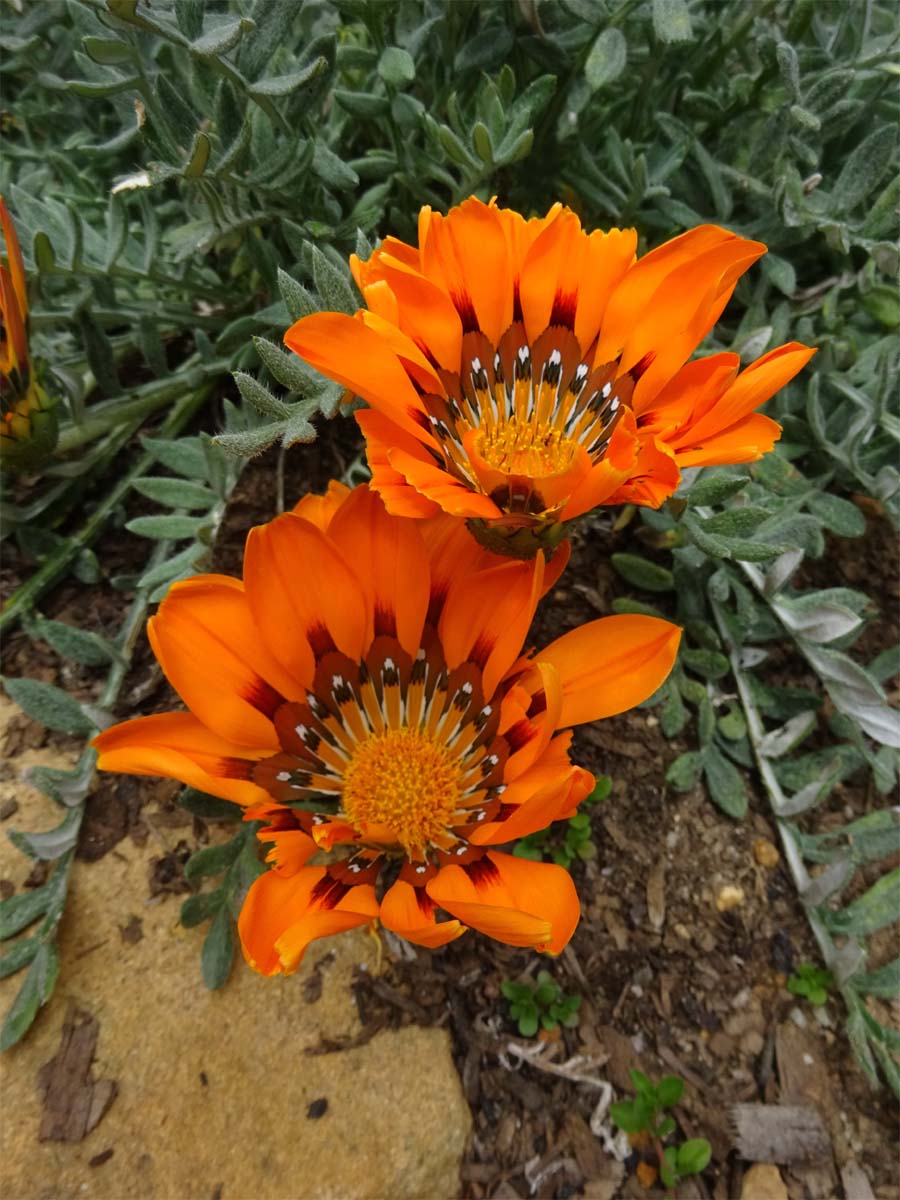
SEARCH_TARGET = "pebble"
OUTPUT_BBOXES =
[740,1163,788,1200]
[716,884,746,912]
[753,838,780,868]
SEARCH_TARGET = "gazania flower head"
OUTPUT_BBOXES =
[94,483,681,972]
[0,196,57,471]
[285,199,814,557]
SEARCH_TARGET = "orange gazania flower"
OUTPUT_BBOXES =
[285,199,815,555]
[94,483,681,972]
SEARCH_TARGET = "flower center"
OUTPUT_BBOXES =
[476,418,577,477]
[341,727,463,856]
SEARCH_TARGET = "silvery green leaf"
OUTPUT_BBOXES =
[824,869,900,937]
[0,937,39,980]
[703,745,748,819]
[0,943,59,1050]
[733,326,772,362]
[277,268,317,322]
[378,46,415,86]
[191,18,246,57]
[740,647,769,669]
[869,645,900,684]
[854,958,900,999]
[214,422,283,459]
[773,595,865,643]
[2,677,96,736]
[801,857,854,907]
[253,337,324,396]
[807,493,866,538]
[764,548,805,596]
[201,905,236,990]
[280,407,317,448]
[233,371,292,419]
[775,760,844,816]
[27,616,120,667]
[831,125,896,213]
[131,477,217,510]
[0,885,52,939]
[585,28,627,91]
[312,141,359,190]
[250,58,328,98]
[310,244,359,315]
[141,435,209,480]
[126,514,206,540]
[8,809,82,861]
[137,545,203,590]
[652,0,693,42]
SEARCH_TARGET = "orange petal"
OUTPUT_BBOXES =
[379,880,466,948]
[673,342,816,450]
[473,734,594,844]
[538,615,682,727]
[292,479,351,530]
[356,409,443,518]
[258,827,318,874]
[419,198,512,345]
[637,352,741,429]
[364,255,463,370]
[92,711,270,806]
[238,867,378,976]
[621,239,767,410]
[0,264,27,372]
[440,557,544,698]
[148,576,300,750]
[560,417,640,519]
[518,207,584,345]
[388,446,502,519]
[327,485,429,658]
[675,412,782,467]
[598,225,751,361]
[427,851,579,954]
[574,227,638,351]
[0,196,28,322]
[604,435,680,509]
[500,659,563,782]
[243,512,368,681]
[284,312,432,441]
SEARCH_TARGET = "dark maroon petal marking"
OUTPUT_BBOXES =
[493,803,518,823]
[526,691,547,719]
[308,622,336,660]
[214,757,254,781]
[374,603,396,639]
[310,876,351,909]
[549,290,577,329]
[505,718,536,753]
[451,289,479,334]
[629,350,656,382]
[470,633,494,670]
[512,281,523,323]
[464,855,501,888]
[243,677,286,720]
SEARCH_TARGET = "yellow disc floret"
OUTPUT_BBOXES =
[341,728,463,856]
[477,418,576,477]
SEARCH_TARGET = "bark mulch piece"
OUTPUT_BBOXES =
[37,1005,117,1142]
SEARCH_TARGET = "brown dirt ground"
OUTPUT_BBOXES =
[1,413,897,1200]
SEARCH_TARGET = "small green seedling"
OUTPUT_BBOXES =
[611,1069,711,1192]
[501,970,582,1037]
[787,962,834,1006]
[513,775,612,868]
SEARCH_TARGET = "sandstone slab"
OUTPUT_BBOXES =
[0,707,471,1200]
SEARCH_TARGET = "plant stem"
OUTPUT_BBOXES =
[1,382,212,635]
[55,358,227,455]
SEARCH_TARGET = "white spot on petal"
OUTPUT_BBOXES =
[276,771,291,782]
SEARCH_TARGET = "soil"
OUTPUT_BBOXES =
[1,412,897,1200]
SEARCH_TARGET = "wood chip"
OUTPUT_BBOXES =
[731,1104,830,1165]
[646,858,666,931]
[839,1160,876,1200]
[37,1006,118,1142]
[739,1162,788,1200]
